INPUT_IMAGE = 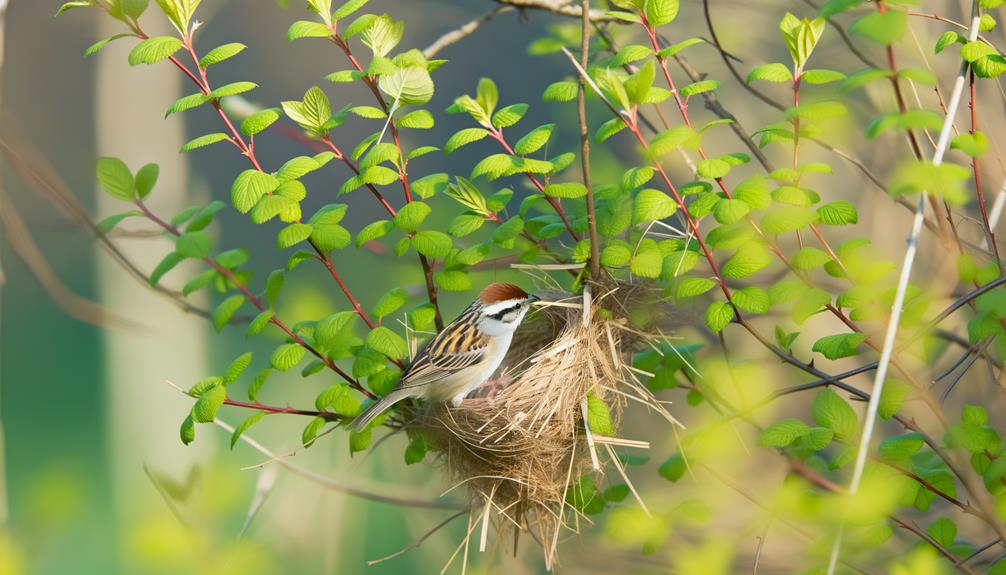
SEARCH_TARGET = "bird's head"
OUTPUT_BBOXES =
[475,282,540,336]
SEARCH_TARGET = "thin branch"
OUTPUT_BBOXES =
[827,5,985,573]
[423,6,511,58]
[214,419,461,509]
[578,0,600,279]
[493,0,621,22]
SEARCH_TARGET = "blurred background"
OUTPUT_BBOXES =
[1,0,1003,574]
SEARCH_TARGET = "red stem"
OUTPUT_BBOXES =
[491,129,582,241]
[969,68,1003,273]
[136,200,373,399]
[224,398,343,421]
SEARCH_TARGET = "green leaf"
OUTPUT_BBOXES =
[180,132,230,152]
[231,170,279,214]
[542,80,578,102]
[128,36,183,66]
[435,270,472,291]
[722,242,771,278]
[816,201,858,225]
[394,201,431,232]
[704,301,734,333]
[849,10,906,45]
[356,220,393,246]
[210,82,258,99]
[373,288,409,319]
[951,131,989,157]
[879,380,910,419]
[713,198,749,225]
[731,286,770,313]
[444,128,490,154]
[658,453,687,482]
[96,157,135,201]
[585,392,615,435]
[514,124,554,155]
[412,230,453,258]
[878,432,924,461]
[176,231,211,259]
[760,207,819,234]
[935,31,961,54]
[366,326,408,359]
[200,43,246,68]
[224,352,253,385]
[747,63,792,83]
[492,103,528,128]
[316,384,362,416]
[277,223,313,249]
[241,109,281,136]
[302,416,326,447]
[633,189,677,223]
[697,158,731,180]
[680,80,719,97]
[191,384,226,423]
[134,163,159,199]
[308,205,351,251]
[180,414,196,445]
[675,277,717,298]
[591,116,623,142]
[271,343,306,371]
[812,333,866,360]
[812,388,858,441]
[166,93,210,117]
[644,0,679,26]
[97,211,141,234]
[396,109,434,130]
[792,247,832,270]
[801,69,846,84]
[405,435,428,464]
[379,65,435,106]
[927,518,957,548]
[758,418,810,447]
[544,182,587,198]
[212,295,245,331]
[230,411,266,449]
[149,252,182,286]
[287,20,333,41]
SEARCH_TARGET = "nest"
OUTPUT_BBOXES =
[407,280,681,570]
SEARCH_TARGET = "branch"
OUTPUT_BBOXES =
[827,5,993,573]
[214,419,462,509]
[578,0,600,279]
[423,6,511,58]
[493,0,621,22]
[137,199,373,399]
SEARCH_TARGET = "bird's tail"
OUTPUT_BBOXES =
[351,389,412,432]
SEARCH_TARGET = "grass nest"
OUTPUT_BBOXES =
[406,279,681,569]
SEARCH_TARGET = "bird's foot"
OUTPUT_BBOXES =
[478,372,513,399]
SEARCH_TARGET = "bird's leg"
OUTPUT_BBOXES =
[478,372,513,399]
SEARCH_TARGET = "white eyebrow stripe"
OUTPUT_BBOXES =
[481,299,523,316]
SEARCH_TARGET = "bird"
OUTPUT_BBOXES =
[351,282,539,431]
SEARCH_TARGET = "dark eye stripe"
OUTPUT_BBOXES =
[489,304,520,321]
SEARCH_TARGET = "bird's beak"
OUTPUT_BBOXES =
[528,294,541,304]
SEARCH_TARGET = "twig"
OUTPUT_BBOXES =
[368,510,468,565]
[213,419,461,509]
[826,5,984,573]
[423,6,511,58]
[578,0,600,279]
[0,189,139,329]
[493,0,621,22]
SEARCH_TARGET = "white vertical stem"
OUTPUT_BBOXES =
[94,18,209,522]
[825,5,981,574]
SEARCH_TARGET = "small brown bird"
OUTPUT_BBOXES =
[352,283,539,431]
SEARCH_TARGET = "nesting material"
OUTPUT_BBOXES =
[411,282,680,570]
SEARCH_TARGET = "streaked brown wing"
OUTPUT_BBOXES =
[396,312,489,391]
